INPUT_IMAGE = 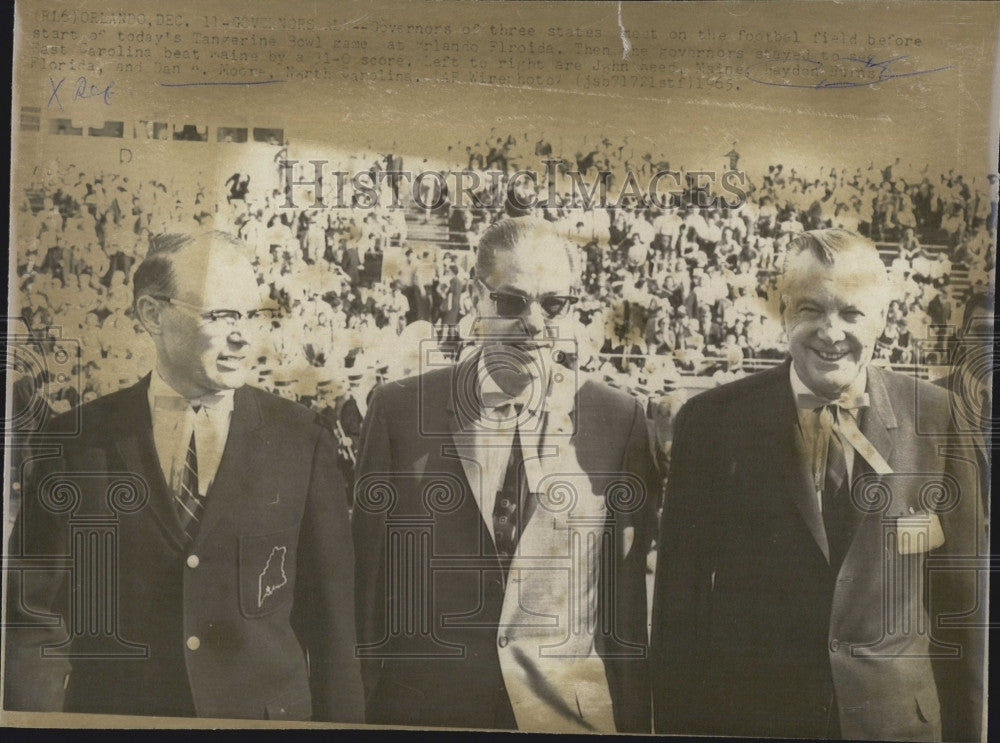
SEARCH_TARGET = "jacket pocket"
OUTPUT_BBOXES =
[238,526,298,618]
[265,685,313,720]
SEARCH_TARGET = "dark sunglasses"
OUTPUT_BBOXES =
[480,280,578,319]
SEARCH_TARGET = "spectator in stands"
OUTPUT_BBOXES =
[12,150,995,417]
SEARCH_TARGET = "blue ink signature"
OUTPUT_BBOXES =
[47,76,114,109]
[745,54,952,90]
[157,80,287,88]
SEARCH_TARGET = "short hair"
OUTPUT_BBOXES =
[779,228,890,300]
[476,217,580,286]
[132,230,248,307]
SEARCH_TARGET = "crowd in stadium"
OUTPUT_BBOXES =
[12,134,996,426]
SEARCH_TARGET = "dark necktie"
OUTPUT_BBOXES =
[492,412,535,576]
[174,410,204,542]
[820,405,851,568]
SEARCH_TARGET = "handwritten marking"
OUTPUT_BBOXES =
[158,79,287,88]
[746,54,952,90]
[47,76,65,110]
[412,77,892,121]
[47,76,114,109]
[74,77,114,104]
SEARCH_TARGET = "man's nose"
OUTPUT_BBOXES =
[815,313,847,343]
[226,329,249,348]
[519,300,547,337]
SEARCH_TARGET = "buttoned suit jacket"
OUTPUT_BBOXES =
[352,353,658,732]
[5,376,364,722]
[650,360,986,741]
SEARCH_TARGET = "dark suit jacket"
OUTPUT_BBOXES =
[5,377,364,722]
[933,368,991,519]
[650,360,986,741]
[352,354,658,732]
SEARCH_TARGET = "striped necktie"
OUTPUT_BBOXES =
[174,413,204,542]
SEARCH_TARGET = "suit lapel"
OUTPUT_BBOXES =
[788,418,831,564]
[763,361,831,564]
[859,365,897,469]
[191,385,266,547]
[837,365,898,564]
[444,353,496,547]
[111,375,189,550]
[775,364,899,568]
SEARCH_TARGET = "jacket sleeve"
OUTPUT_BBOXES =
[929,426,987,743]
[350,384,393,716]
[601,397,660,733]
[650,401,717,734]
[3,443,72,712]
[290,423,364,723]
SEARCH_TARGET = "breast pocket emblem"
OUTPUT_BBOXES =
[258,545,288,607]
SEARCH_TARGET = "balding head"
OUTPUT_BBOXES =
[133,231,262,398]
[133,231,252,310]
[476,217,580,291]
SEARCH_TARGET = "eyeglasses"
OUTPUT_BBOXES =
[478,279,578,319]
[152,296,279,326]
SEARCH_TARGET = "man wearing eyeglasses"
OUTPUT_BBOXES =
[353,217,657,733]
[5,231,364,722]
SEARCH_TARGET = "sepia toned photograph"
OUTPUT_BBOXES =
[3,0,995,738]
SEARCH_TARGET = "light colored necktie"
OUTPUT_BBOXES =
[796,391,893,478]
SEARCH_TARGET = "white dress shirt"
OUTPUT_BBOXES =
[473,353,549,541]
[148,371,235,498]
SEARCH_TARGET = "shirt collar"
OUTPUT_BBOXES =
[476,350,549,414]
[148,369,235,415]
[789,362,868,411]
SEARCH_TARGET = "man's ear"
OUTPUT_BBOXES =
[778,295,788,330]
[134,295,164,336]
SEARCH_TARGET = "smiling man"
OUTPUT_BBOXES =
[651,229,986,741]
[353,217,657,732]
[5,231,363,722]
